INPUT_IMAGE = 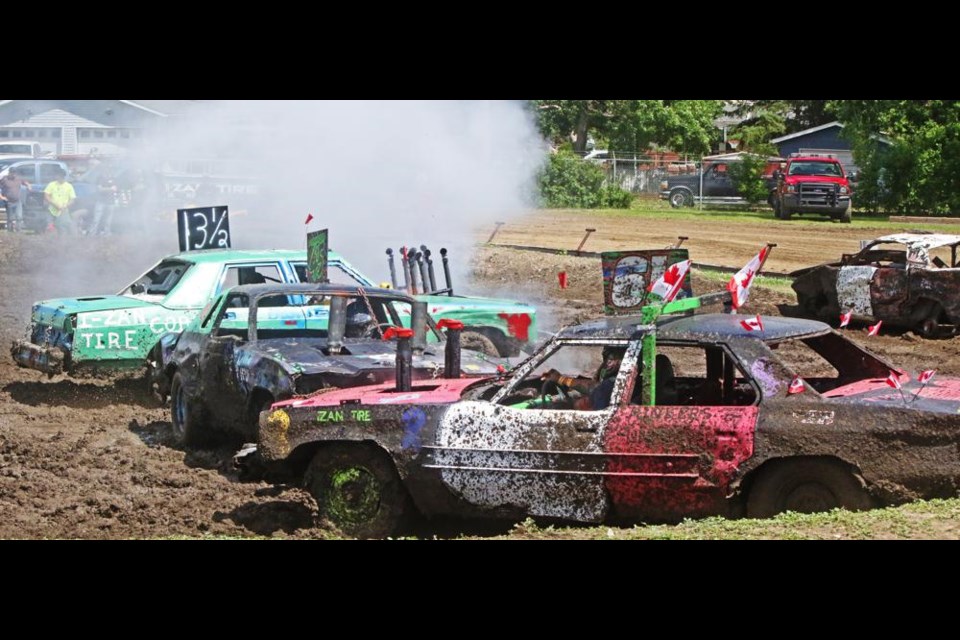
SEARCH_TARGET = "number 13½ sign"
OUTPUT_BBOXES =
[177,206,231,251]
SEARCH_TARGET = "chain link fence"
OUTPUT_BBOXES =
[578,151,701,194]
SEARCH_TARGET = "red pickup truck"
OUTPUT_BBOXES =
[771,154,854,223]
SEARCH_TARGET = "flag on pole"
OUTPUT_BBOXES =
[304,213,314,225]
[647,259,691,303]
[788,376,805,394]
[839,311,852,328]
[740,315,764,332]
[867,320,883,336]
[727,245,770,309]
[918,369,936,384]
[885,371,902,390]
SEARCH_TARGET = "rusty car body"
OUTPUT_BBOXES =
[162,283,511,447]
[257,296,960,537]
[791,233,960,336]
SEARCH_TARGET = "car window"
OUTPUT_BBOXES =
[767,332,892,393]
[654,345,756,407]
[12,165,32,180]
[39,163,62,183]
[121,259,193,297]
[199,295,222,329]
[292,262,364,286]
[213,292,250,339]
[219,264,283,291]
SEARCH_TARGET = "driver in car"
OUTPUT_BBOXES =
[541,346,625,410]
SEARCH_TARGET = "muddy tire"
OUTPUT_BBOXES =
[747,458,872,518]
[839,202,852,223]
[461,330,500,357]
[916,302,944,339]
[304,444,411,538]
[169,372,209,447]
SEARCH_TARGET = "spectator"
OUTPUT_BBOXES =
[92,169,120,236]
[43,169,77,235]
[0,169,30,233]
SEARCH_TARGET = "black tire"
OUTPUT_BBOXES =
[304,444,411,538]
[169,371,209,447]
[772,199,784,219]
[461,330,500,357]
[916,302,945,338]
[747,458,872,518]
[669,189,691,208]
[779,205,793,220]
[839,202,852,223]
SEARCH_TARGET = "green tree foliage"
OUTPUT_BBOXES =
[729,100,836,135]
[727,154,772,205]
[833,100,960,214]
[532,100,723,155]
[538,149,632,209]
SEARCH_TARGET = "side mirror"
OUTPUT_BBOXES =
[130,283,145,295]
[848,172,858,183]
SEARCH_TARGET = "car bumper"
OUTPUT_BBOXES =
[10,339,66,375]
[782,194,851,213]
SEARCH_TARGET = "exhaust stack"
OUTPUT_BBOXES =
[437,318,463,379]
[328,295,347,354]
[384,327,414,392]
[386,248,398,289]
[411,300,428,353]
[440,248,453,296]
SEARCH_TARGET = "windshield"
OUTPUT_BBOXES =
[120,259,192,297]
[788,161,843,177]
[0,144,32,155]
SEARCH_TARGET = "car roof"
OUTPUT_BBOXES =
[870,233,960,251]
[788,155,842,163]
[556,312,831,342]
[164,248,339,264]
[226,282,413,302]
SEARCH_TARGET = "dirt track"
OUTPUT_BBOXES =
[1,212,958,539]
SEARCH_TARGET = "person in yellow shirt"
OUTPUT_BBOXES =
[43,169,77,234]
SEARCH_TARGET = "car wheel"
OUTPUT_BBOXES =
[460,330,500,357]
[917,302,945,338]
[838,202,852,223]
[779,205,793,220]
[669,190,690,208]
[304,444,411,538]
[747,458,872,518]
[169,371,209,447]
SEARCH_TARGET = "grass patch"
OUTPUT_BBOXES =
[694,268,795,294]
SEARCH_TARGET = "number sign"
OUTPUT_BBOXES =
[177,206,231,251]
[307,228,329,283]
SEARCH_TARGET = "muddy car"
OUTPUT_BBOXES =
[11,248,537,378]
[791,233,960,336]
[256,293,960,537]
[162,283,512,447]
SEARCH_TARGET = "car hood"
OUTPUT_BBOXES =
[273,376,489,408]
[784,175,848,185]
[823,376,960,413]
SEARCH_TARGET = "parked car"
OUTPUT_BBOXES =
[11,248,537,378]
[0,140,43,158]
[771,154,854,222]
[790,232,960,336]
[0,159,96,232]
[659,156,783,208]
[163,282,513,447]
[258,294,960,537]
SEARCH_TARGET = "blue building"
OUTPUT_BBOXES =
[771,121,891,176]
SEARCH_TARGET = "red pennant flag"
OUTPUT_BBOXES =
[740,315,764,332]
[918,369,937,384]
[788,376,805,394]
[648,259,691,303]
[867,320,883,336]
[839,311,852,328]
[304,213,314,225]
[885,371,902,390]
[727,246,769,309]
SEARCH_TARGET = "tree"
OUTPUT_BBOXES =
[833,100,960,214]
[531,100,724,155]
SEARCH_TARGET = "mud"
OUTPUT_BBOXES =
[2,214,959,539]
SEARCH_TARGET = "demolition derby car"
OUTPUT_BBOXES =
[160,283,512,446]
[791,232,960,336]
[257,293,960,537]
[11,248,537,377]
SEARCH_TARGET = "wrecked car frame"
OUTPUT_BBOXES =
[257,293,960,537]
[791,232,960,336]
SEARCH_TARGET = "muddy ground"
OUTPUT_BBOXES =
[2,214,959,539]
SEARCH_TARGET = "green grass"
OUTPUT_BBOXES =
[694,268,795,295]
[543,200,960,234]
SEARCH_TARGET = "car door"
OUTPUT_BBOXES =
[428,340,635,523]
[198,291,249,426]
[603,343,758,521]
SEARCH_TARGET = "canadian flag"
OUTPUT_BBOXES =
[727,246,769,309]
[788,376,805,394]
[839,311,852,328]
[885,371,902,390]
[740,315,764,331]
[867,320,883,336]
[918,369,937,384]
[304,213,314,225]
[648,259,691,303]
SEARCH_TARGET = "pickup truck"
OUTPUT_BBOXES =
[659,157,782,208]
[770,154,854,222]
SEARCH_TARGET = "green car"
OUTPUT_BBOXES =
[11,248,537,377]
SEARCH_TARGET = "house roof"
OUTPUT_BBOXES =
[771,120,893,146]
